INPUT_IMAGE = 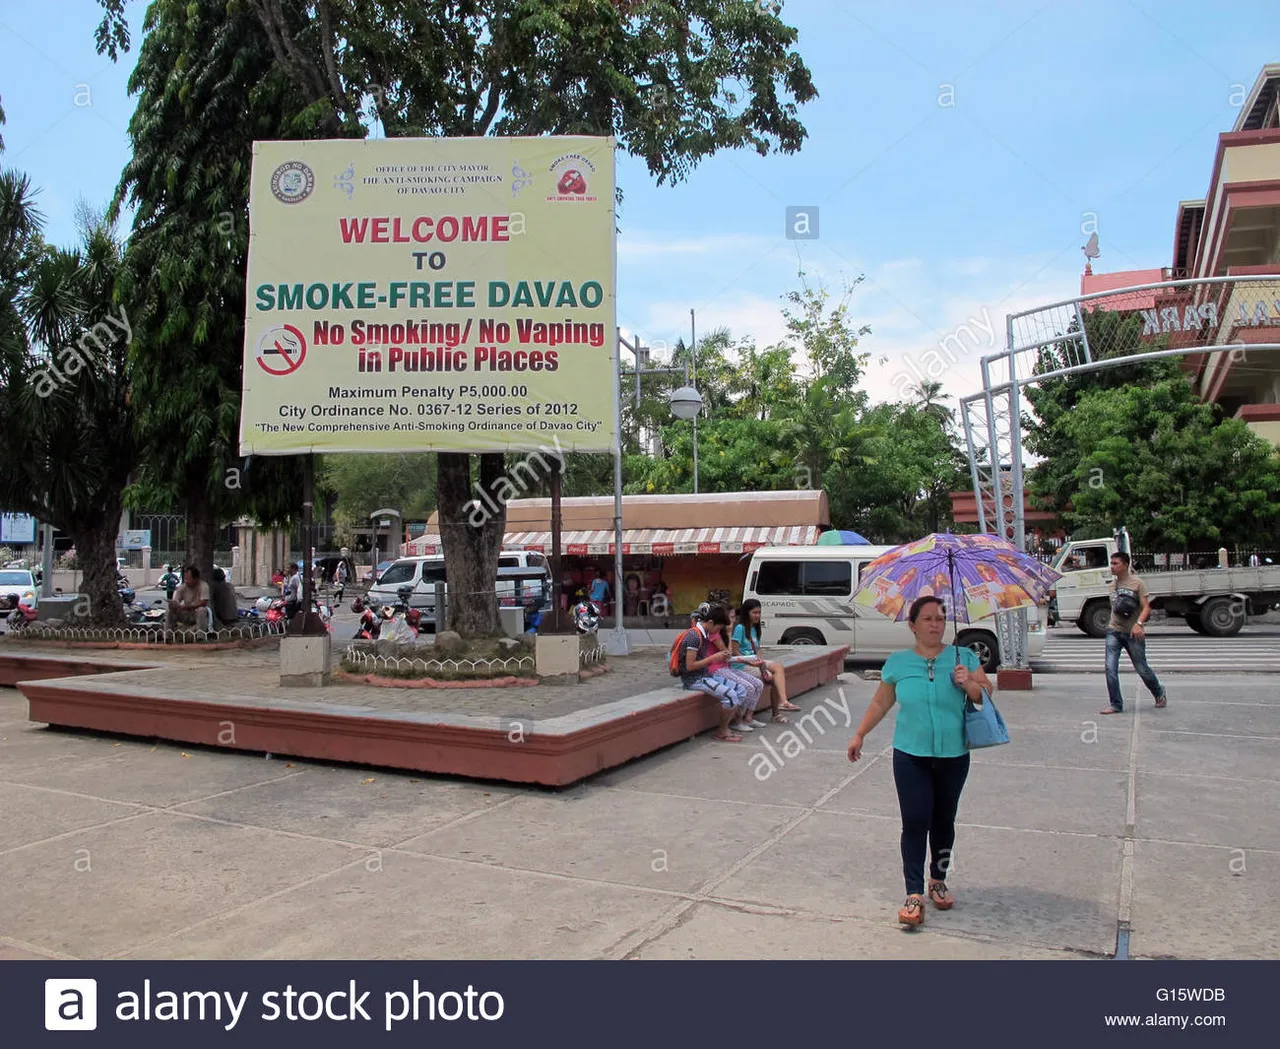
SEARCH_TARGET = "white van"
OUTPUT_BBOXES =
[742,545,1047,671]
[367,550,551,623]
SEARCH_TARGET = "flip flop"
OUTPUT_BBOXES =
[772,714,792,724]
[1099,708,1122,715]
[714,732,744,743]
[777,702,801,712]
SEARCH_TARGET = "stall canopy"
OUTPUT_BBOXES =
[405,490,829,556]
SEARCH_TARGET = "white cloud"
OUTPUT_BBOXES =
[617,226,1087,415]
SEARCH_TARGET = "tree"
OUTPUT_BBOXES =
[1047,376,1280,550]
[322,453,438,542]
[1024,308,1176,517]
[99,0,818,635]
[908,379,954,430]
[104,0,338,587]
[0,171,135,625]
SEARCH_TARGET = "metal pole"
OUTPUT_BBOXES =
[40,522,54,598]
[299,454,314,633]
[690,308,699,495]
[608,312,630,656]
[550,457,564,633]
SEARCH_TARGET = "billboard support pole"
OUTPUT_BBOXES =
[550,458,564,634]
[40,522,54,598]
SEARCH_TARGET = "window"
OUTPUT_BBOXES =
[803,560,852,596]
[499,556,520,568]
[420,565,447,585]
[377,562,417,586]
[755,560,803,595]
[526,553,548,568]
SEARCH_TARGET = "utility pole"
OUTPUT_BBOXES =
[690,308,699,495]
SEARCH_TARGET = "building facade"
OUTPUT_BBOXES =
[1081,63,1280,445]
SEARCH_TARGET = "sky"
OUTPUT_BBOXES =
[2,0,1280,411]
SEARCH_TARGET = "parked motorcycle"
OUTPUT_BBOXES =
[376,584,422,643]
[6,600,38,631]
[353,605,382,641]
[117,574,136,606]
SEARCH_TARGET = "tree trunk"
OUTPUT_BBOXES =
[70,507,125,627]
[437,452,505,636]
[186,477,217,586]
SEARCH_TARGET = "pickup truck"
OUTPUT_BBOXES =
[1049,535,1280,637]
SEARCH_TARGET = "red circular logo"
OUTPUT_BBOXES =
[557,169,587,194]
[255,325,307,376]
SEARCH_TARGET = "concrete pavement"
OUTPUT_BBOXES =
[1,670,1277,960]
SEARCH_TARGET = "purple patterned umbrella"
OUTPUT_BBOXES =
[853,533,1060,636]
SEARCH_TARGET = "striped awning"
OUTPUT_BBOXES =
[404,524,820,557]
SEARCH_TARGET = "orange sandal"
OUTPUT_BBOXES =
[928,880,954,910]
[898,895,925,926]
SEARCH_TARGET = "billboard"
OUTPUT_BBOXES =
[240,136,618,455]
[1,514,37,544]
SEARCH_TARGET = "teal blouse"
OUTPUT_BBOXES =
[731,623,758,656]
[881,645,981,759]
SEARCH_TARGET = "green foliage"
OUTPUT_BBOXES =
[1024,307,1280,548]
[1046,377,1280,548]
[0,171,134,624]
[321,454,438,537]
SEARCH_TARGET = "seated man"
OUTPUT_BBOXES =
[166,565,211,635]
[210,567,239,629]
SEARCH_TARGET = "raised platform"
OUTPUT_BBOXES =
[6,645,848,787]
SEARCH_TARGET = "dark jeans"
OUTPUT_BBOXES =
[1105,629,1165,711]
[892,749,971,897]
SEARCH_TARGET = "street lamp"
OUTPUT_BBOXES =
[668,385,703,493]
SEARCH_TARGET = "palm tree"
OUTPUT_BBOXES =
[0,170,135,626]
[909,379,955,429]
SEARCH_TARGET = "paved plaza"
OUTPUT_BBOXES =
[1,662,1277,961]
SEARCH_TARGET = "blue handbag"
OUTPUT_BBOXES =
[963,689,1009,749]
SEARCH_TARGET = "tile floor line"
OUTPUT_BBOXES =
[610,742,897,961]
[0,808,152,858]
[385,793,525,849]
[104,853,380,961]
[0,934,80,961]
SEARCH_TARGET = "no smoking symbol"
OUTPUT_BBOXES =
[256,325,306,375]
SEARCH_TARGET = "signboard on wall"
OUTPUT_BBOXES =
[1,514,37,544]
[240,136,618,455]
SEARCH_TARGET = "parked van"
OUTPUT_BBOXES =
[742,545,1047,671]
[367,550,551,624]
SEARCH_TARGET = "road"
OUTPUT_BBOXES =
[1033,623,1280,673]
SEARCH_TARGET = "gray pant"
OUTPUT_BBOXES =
[166,603,211,633]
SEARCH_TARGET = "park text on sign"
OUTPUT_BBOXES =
[239,137,618,454]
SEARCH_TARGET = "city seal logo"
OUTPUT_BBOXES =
[271,160,315,204]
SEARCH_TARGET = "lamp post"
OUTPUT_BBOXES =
[668,385,703,493]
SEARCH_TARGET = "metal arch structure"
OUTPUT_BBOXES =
[961,273,1280,668]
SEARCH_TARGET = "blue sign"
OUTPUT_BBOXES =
[119,530,152,550]
[1,513,37,544]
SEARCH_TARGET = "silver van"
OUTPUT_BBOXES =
[367,550,551,623]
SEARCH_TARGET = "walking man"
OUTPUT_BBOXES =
[1101,551,1167,714]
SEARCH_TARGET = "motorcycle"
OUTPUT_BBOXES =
[6,600,38,631]
[117,574,136,606]
[377,584,422,643]
[353,605,382,640]
[571,586,602,635]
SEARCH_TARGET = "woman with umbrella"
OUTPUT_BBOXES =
[847,594,994,926]
[845,533,1055,927]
